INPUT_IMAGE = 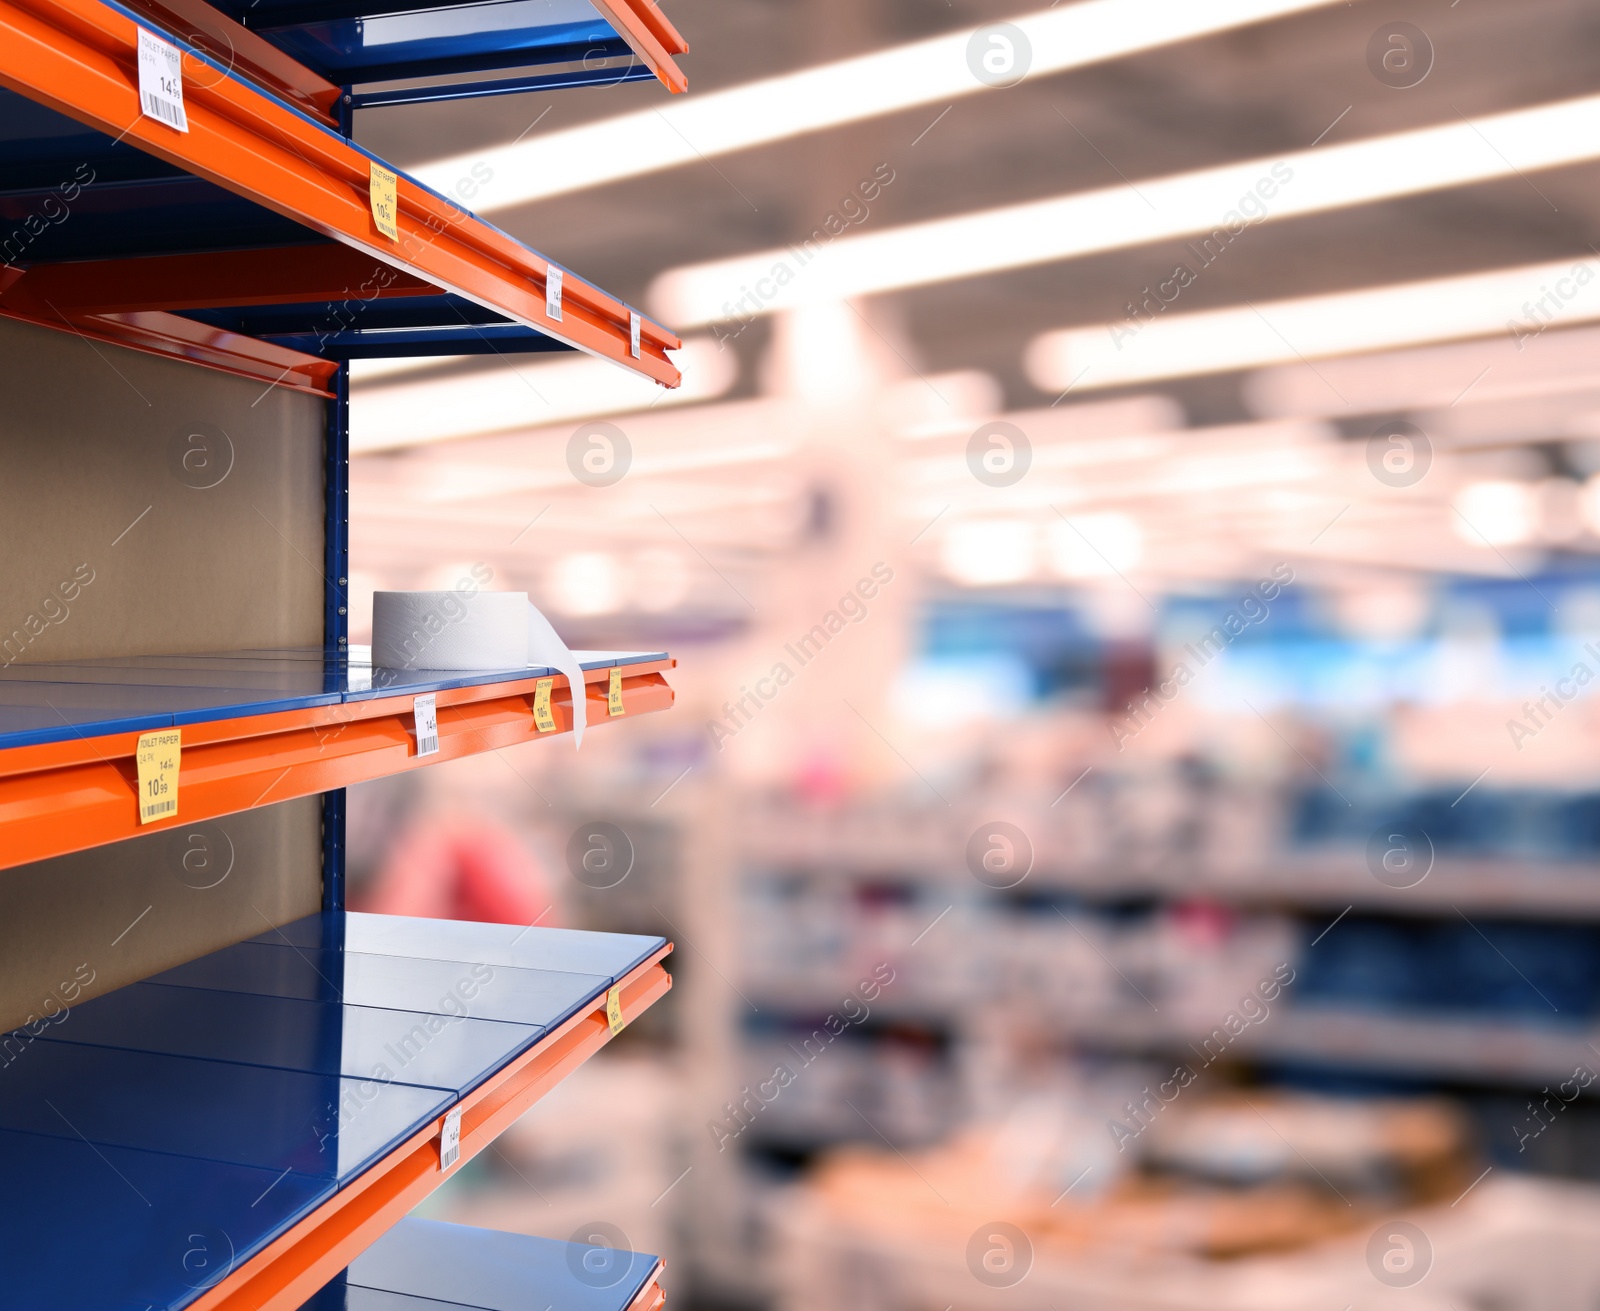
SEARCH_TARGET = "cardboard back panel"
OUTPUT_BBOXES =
[0,315,325,661]
[0,798,324,1035]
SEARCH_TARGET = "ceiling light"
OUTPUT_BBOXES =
[414,0,1344,211]
[940,519,1037,586]
[1247,323,1600,420]
[1047,513,1143,578]
[651,94,1600,326]
[350,338,735,453]
[1453,481,1537,547]
[1028,256,1600,392]
[546,552,625,616]
[1580,476,1600,536]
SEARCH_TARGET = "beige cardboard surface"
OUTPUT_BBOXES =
[0,315,325,661]
[0,798,322,1035]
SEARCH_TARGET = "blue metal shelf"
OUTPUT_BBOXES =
[0,646,666,751]
[195,0,683,106]
[0,911,667,1311]
[304,1218,663,1311]
[226,0,631,84]
[0,79,579,360]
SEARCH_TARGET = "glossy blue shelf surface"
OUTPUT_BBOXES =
[0,646,667,749]
[0,912,663,1311]
[147,942,612,1028]
[0,1127,331,1311]
[34,982,542,1094]
[303,1218,662,1311]
[257,910,667,985]
[0,1038,451,1180]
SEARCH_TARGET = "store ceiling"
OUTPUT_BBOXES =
[359,0,1600,415]
[348,0,1600,629]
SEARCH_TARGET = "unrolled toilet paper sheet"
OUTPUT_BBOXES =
[371,590,588,746]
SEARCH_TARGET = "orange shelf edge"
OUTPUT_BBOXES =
[626,1266,668,1311]
[592,0,687,93]
[0,660,675,872]
[187,948,674,1311]
[0,0,683,386]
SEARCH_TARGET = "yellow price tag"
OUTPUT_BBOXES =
[532,676,557,733]
[369,162,398,240]
[135,729,181,824]
[607,666,624,718]
[606,985,624,1035]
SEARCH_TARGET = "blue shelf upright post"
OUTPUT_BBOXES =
[323,359,351,913]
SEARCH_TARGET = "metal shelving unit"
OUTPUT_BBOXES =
[0,2,687,1306]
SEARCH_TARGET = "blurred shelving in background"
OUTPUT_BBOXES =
[330,1,1600,1307]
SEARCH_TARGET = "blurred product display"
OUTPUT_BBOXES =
[776,1167,1600,1311]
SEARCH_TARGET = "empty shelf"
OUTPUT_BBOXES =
[0,911,672,1310]
[303,1218,664,1311]
[0,649,674,872]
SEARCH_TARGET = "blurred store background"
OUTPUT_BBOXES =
[345,2,1600,1308]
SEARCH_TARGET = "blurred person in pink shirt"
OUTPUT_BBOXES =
[361,809,558,927]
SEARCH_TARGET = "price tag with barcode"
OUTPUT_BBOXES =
[137,28,188,132]
[532,677,557,733]
[414,694,439,756]
[370,162,398,240]
[607,667,624,717]
[606,985,624,1035]
[629,311,641,359]
[439,1106,461,1169]
[136,729,181,824]
[546,266,563,321]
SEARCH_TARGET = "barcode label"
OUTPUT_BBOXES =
[546,266,563,321]
[629,311,641,359]
[137,28,188,133]
[439,1106,461,1170]
[414,694,439,757]
[532,677,557,733]
[145,799,176,817]
[607,666,625,717]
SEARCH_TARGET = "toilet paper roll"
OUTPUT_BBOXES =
[372,590,588,747]
[373,591,530,671]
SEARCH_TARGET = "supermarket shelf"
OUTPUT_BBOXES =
[739,832,1600,921]
[0,649,674,872]
[1061,1006,1600,1088]
[0,910,672,1311]
[1025,851,1600,920]
[143,0,692,108]
[303,1217,664,1311]
[110,0,683,123]
[1248,1007,1600,1086]
[0,1,681,390]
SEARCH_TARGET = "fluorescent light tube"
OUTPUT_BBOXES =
[414,0,1345,211]
[650,94,1600,326]
[350,337,734,453]
[1027,255,1600,392]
